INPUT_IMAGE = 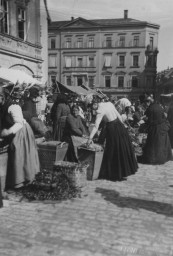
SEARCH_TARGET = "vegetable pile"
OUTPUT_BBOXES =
[17,169,81,201]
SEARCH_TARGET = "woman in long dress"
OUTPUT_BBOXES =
[51,94,71,141]
[142,98,172,164]
[0,88,40,190]
[87,100,138,181]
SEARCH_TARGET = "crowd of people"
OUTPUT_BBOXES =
[0,83,173,208]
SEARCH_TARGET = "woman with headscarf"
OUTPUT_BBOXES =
[87,99,138,181]
[63,105,89,162]
[0,87,40,190]
[142,97,172,164]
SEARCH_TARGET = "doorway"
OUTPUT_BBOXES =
[77,77,83,86]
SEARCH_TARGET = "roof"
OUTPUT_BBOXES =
[49,17,160,29]
[43,0,51,23]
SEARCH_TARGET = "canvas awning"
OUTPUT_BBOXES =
[0,67,42,86]
[57,81,94,95]
[160,93,173,98]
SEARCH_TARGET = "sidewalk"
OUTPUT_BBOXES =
[0,161,173,256]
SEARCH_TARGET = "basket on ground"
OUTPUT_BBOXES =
[53,161,88,188]
[37,141,68,171]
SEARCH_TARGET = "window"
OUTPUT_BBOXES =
[66,76,72,86]
[105,76,111,88]
[0,0,9,34]
[104,55,111,67]
[119,55,125,67]
[88,37,94,48]
[88,56,94,67]
[77,38,83,48]
[77,57,83,67]
[106,37,112,47]
[18,7,26,40]
[50,75,56,85]
[133,36,139,47]
[118,76,124,88]
[77,77,83,86]
[133,55,139,67]
[131,76,138,87]
[88,76,94,88]
[48,55,57,67]
[51,38,56,49]
[119,36,125,47]
[66,38,71,48]
[65,57,72,68]
[149,37,154,50]
[146,76,153,87]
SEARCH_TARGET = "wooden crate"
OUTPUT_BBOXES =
[37,141,68,171]
[77,147,104,180]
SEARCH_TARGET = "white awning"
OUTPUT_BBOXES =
[0,67,42,86]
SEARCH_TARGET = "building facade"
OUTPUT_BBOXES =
[0,0,49,84]
[48,11,160,100]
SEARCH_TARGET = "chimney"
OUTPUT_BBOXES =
[124,10,128,19]
[71,17,74,21]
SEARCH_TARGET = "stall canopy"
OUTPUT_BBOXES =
[0,67,42,86]
[160,93,173,98]
[57,81,95,95]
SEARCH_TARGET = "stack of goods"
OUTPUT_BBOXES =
[17,169,81,201]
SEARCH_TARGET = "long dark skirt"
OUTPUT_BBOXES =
[168,126,173,148]
[99,119,138,181]
[143,122,172,164]
[6,122,40,189]
[53,116,67,141]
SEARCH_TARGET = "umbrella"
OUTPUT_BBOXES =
[0,67,42,86]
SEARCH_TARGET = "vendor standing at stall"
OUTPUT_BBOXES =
[0,87,40,190]
[87,99,138,181]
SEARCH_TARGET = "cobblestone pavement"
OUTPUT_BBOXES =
[1,161,173,256]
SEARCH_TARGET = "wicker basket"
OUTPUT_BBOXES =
[37,141,68,171]
[53,161,88,188]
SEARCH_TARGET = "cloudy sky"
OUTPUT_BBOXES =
[47,0,173,72]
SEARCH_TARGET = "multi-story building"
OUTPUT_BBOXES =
[0,0,50,84]
[48,10,160,100]
[156,68,173,95]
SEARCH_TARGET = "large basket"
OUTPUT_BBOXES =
[53,161,88,188]
[37,141,68,171]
